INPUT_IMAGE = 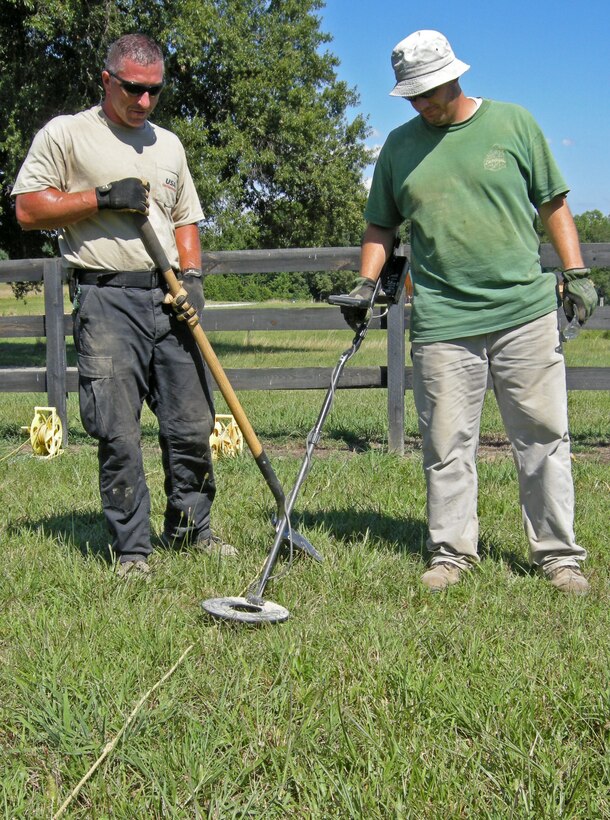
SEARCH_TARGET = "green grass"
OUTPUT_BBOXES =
[0,301,609,817]
[1,446,609,817]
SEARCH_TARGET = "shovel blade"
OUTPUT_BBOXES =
[280,527,323,563]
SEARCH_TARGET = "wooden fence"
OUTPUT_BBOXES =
[1,244,609,453]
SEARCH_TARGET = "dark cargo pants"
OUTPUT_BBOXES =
[73,281,216,562]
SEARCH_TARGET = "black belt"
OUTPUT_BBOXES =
[73,269,166,289]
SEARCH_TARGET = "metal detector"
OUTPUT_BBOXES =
[201,248,409,625]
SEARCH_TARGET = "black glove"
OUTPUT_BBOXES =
[562,268,597,324]
[95,178,150,214]
[181,269,205,317]
[340,277,376,331]
[164,269,204,325]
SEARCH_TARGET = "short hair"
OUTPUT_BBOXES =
[105,34,164,73]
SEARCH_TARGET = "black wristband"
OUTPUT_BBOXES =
[95,184,112,209]
[181,268,202,277]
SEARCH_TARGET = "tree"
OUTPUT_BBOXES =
[0,0,372,268]
[0,0,120,260]
[572,210,610,243]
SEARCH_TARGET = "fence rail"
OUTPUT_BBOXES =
[1,244,609,453]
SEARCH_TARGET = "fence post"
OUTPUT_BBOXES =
[43,258,68,444]
[386,288,406,454]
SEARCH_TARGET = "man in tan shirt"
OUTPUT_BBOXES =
[13,33,235,576]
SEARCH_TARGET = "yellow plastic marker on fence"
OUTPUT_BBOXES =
[21,406,63,458]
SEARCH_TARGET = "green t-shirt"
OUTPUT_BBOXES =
[365,100,568,342]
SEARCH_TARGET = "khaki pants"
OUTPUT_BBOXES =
[412,312,586,572]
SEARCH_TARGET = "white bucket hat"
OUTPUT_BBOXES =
[390,30,470,98]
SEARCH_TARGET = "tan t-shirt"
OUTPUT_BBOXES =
[12,105,204,272]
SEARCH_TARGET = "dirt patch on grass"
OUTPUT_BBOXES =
[61,431,610,464]
[263,436,610,463]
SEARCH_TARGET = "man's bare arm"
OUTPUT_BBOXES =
[538,195,585,270]
[175,223,202,271]
[16,178,149,231]
[15,188,98,231]
[360,223,398,281]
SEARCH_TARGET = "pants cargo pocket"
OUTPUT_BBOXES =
[77,354,114,439]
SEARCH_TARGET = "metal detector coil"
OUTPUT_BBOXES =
[22,407,63,458]
[200,596,290,625]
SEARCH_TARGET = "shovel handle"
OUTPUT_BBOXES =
[135,215,285,513]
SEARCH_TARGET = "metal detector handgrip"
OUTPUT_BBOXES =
[134,215,286,516]
[328,251,409,310]
[327,293,372,308]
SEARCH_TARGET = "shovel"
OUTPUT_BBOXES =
[135,216,321,623]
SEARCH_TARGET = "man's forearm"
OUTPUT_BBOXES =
[175,224,202,271]
[360,223,397,281]
[15,188,98,231]
[538,195,585,270]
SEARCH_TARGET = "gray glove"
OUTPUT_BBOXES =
[562,268,597,324]
[95,177,150,214]
[340,277,376,331]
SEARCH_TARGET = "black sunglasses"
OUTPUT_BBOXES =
[407,86,439,102]
[108,70,164,97]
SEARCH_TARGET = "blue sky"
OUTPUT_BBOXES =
[319,0,609,215]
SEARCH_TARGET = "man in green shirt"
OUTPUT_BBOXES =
[343,30,597,594]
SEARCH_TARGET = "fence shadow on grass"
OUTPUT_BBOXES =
[294,509,534,575]
[294,508,429,559]
[0,340,47,367]
[478,538,533,576]
[9,511,112,563]
[13,505,535,576]
[318,430,381,452]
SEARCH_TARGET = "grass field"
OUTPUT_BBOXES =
[1,292,609,817]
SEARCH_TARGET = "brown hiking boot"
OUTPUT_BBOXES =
[545,566,589,595]
[115,559,151,579]
[160,531,238,557]
[192,534,238,557]
[421,562,462,591]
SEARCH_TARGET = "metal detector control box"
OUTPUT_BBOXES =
[327,253,409,309]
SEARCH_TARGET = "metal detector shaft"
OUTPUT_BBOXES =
[135,215,285,516]
[248,278,382,602]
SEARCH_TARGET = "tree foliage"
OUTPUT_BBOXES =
[0,0,372,270]
[572,210,610,243]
